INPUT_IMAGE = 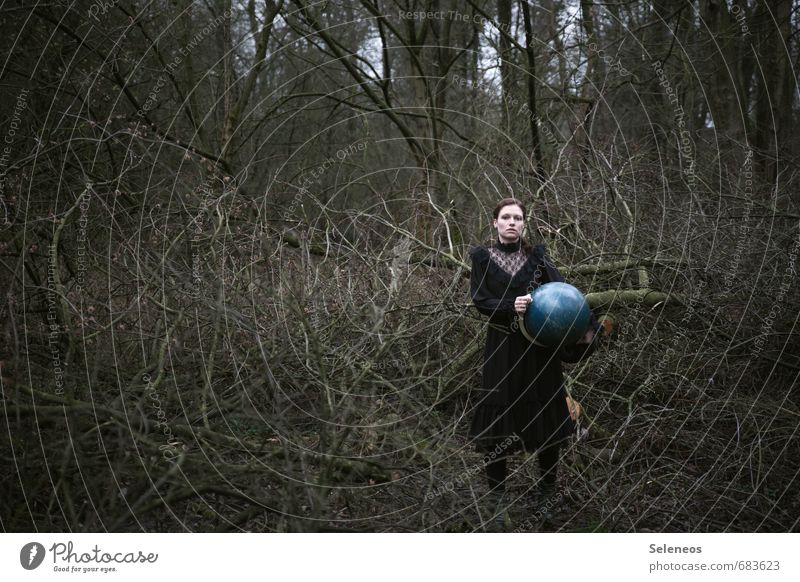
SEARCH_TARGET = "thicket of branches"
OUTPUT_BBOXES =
[1,0,798,532]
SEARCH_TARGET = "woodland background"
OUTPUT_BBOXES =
[1,0,799,532]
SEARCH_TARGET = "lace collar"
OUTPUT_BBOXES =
[469,242,546,287]
[487,238,526,277]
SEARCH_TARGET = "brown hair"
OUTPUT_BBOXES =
[492,197,533,255]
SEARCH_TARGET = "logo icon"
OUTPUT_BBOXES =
[20,542,46,570]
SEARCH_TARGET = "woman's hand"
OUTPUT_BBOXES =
[514,295,532,314]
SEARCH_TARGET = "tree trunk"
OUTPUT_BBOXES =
[519,0,545,181]
[752,0,793,181]
[498,0,514,132]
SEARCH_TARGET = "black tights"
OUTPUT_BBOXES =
[486,445,560,492]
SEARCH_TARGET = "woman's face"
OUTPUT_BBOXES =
[493,204,524,243]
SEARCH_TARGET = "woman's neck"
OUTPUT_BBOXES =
[495,237,522,253]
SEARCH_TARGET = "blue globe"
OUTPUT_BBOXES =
[524,282,591,347]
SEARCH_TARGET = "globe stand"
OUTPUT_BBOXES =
[517,312,547,346]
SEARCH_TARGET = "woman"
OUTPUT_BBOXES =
[468,198,601,530]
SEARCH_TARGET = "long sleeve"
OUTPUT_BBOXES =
[470,252,515,325]
[541,251,603,363]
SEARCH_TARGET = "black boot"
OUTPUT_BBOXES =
[484,455,511,531]
[486,490,512,532]
[534,480,562,522]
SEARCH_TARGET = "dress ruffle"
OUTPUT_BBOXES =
[469,399,575,453]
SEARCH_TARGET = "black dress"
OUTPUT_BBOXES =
[468,238,600,454]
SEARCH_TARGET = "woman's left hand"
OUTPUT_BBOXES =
[514,295,532,314]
